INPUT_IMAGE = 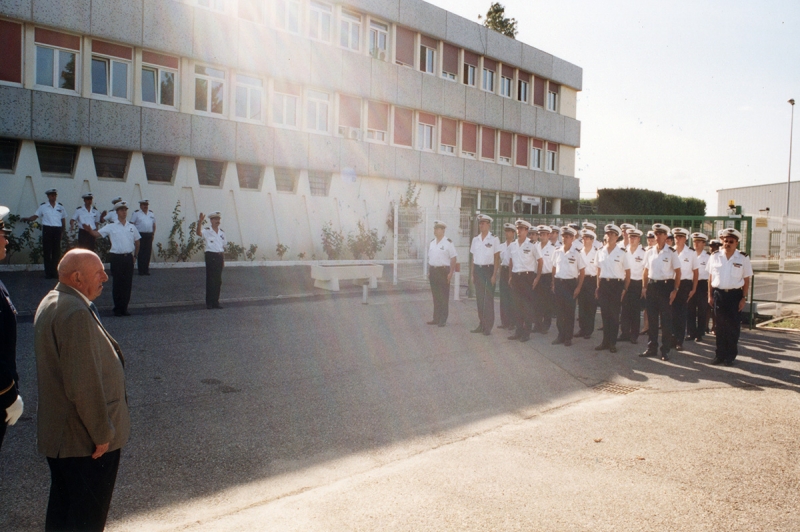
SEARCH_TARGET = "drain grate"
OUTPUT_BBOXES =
[592,382,640,395]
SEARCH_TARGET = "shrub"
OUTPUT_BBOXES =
[347,221,386,259]
[156,201,205,262]
[321,221,345,259]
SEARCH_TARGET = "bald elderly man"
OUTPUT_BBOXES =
[34,249,130,531]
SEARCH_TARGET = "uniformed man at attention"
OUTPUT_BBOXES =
[197,211,227,310]
[507,220,543,342]
[102,197,124,224]
[470,214,500,335]
[671,228,699,351]
[582,222,603,251]
[577,229,598,339]
[70,193,103,251]
[641,224,681,360]
[551,226,586,346]
[426,220,456,326]
[619,228,646,344]
[706,228,752,365]
[497,223,517,330]
[687,232,711,343]
[22,189,67,279]
[130,200,156,276]
[594,224,630,353]
[533,225,556,334]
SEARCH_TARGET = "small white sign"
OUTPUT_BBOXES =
[521,195,541,206]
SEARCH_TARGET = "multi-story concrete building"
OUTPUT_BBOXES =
[0,0,581,261]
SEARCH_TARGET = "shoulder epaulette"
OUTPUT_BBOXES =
[135,209,140,213]
[740,252,748,257]
[621,247,627,252]
[447,238,452,243]
[430,238,435,243]
[710,250,719,255]
[40,202,45,205]
[57,202,63,206]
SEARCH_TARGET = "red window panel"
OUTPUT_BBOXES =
[395,26,415,66]
[547,142,559,152]
[368,101,389,131]
[441,118,457,146]
[339,95,361,128]
[483,58,497,72]
[518,71,531,84]
[92,39,133,60]
[420,35,437,49]
[532,139,544,149]
[142,50,179,69]
[0,20,22,83]
[533,76,545,107]
[500,131,512,159]
[516,135,529,166]
[481,127,496,159]
[418,112,436,126]
[549,82,560,93]
[502,64,513,78]
[463,50,479,66]
[35,27,81,51]
[273,80,301,95]
[393,107,413,146]
[462,122,477,153]
[442,43,459,75]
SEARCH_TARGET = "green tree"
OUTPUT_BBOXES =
[480,2,518,39]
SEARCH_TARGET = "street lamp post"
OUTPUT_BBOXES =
[777,99,795,314]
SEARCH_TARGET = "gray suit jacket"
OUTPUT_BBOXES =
[35,283,130,458]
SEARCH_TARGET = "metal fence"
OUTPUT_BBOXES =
[768,230,800,259]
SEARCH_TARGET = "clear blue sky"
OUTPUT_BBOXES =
[429,0,800,215]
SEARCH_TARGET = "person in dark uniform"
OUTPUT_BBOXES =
[577,229,598,339]
[641,223,681,360]
[470,214,500,335]
[130,200,156,276]
[426,220,457,326]
[507,220,543,342]
[0,206,24,450]
[551,226,586,346]
[70,193,104,251]
[706,228,752,365]
[23,189,67,278]
[619,229,646,344]
[687,232,711,343]
[533,225,555,334]
[670,228,699,351]
[497,223,517,330]
[197,211,227,310]
[594,224,631,353]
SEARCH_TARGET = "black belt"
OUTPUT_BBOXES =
[429,265,449,270]
[679,279,692,284]
[600,278,623,282]
[714,287,743,293]
[474,264,493,268]
[512,271,535,276]
[109,252,133,256]
[501,265,510,269]
[555,277,577,281]
[649,279,672,285]
[206,251,224,255]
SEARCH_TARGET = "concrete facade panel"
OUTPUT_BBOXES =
[483,93,504,129]
[420,74,444,116]
[418,151,443,184]
[394,147,420,181]
[269,33,311,85]
[445,12,487,54]
[31,92,90,145]
[502,98,522,133]
[520,104,538,138]
[559,145,576,177]
[552,58,583,91]
[441,80,466,120]
[193,8,238,66]
[398,0,447,41]
[309,41,343,92]
[340,52,372,98]
[462,158,482,189]
[532,171,562,198]
[483,162,501,190]
[237,21,275,74]
[235,122,273,166]
[562,176,580,200]
[560,86,578,120]
[518,168,536,195]
[345,0,399,22]
[441,154,464,187]
[370,59,397,103]
[308,134,340,173]
[486,29,522,67]
[535,109,558,141]
[0,86,32,139]
[88,100,141,150]
[141,107,190,155]
[521,47,553,80]
[0,0,31,20]
[340,138,370,176]
[501,165,520,194]
[395,67,422,109]
[368,142,396,179]
[142,0,193,57]
[464,89,485,124]
[272,128,309,168]
[32,0,90,34]
[191,115,236,161]
[90,0,143,46]
[564,118,580,148]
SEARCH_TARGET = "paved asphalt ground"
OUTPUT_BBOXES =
[1,266,800,531]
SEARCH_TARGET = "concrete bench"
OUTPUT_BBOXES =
[311,264,384,292]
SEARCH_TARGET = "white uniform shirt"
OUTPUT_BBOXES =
[72,205,101,230]
[98,221,141,254]
[130,209,156,233]
[676,246,700,282]
[581,246,598,277]
[553,245,587,279]
[696,250,711,281]
[105,210,118,224]
[509,239,542,273]
[572,240,584,252]
[538,242,556,274]
[470,233,500,266]
[592,240,603,251]
[596,245,631,279]
[35,202,67,227]
[428,237,456,267]
[498,241,514,267]
[627,245,647,281]
[643,245,681,280]
[202,227,227,253]
[706,250,752,289]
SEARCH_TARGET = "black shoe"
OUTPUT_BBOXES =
[519,335,530,343]
[564,340,572,347]
[630,338,638,344]
[617,336,630,343]
[583,334,592,340]
[497,325,508,329]
[675,344,683,351]
[213,304,223,309]
[207,304,213,310]
[639,350,656,357]
[696,337,704,343]
[685,336,695,342]
[143,272,151,276]
[609,345,617,353]
[113,311,123,317]
[427,320,438,325]
[438,323,446,327]
[122,311,131,316]
[508,334,521,340]
[471,327,483,333]
[710,358,723,365]
[723,360,735,367]
[594,344,608,351]
[660,353,670,361]
[483,331,491,336]
[639,329,649,335]
[551,338,564,345]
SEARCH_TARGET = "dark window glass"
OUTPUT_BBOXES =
[35,142,78,175]
[499,193,514,213]
[236,163,263,189]
[308,171,331,196]
[141,67,156,102]
[0,138,20,171]
[480,191,496,211]
[59,51,75,90]
[92,148,129,179]
[196,159,225,186]
[160,71,175,106]
[143,153,177,183]
[36,46,54,86]
[274,167,297,192]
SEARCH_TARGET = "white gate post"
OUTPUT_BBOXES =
[777,214,788,313]
[423,210,429,278]
[393,203,399,285]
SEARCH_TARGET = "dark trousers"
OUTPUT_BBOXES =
[646,281,674,355]
[498,266,514,327]
[42,225,62,278]
[77,229,96,251]
[532,273,553,332]
[46,449,121,532]
[713,288,743,363]
[619,279,643,341]
[577,275,597,336]
[205,251,225,307]
[137,233,154,274]
[473,264,495,332]
[688,279,710,340]
[598,278,624,347]
[671,279,693,344]
[554,278,578,342]
[429,266,450,324]
[512,272,535,335]
[109,253,134,314]
[0,421,6,451]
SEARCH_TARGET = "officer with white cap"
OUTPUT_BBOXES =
[507,220,543,342]
[595,224,631,352]
[641,223,681,360]
[551,226,586,346]
[102,197,124,224]
[71,193,103,251]
[22,189,67,278]
[533,225,556,333]
[671,227,699,351]
[130,200,156,275]
[687,232,711,342]
[470,214,501,335]
[0,206,24,450]
[577,229,599,338]
[197,211,227,309]
[497,223,517,330]
[583,222,603,250]
[619,228,646,344]
[426,220,456,326]
[706,228,752,365]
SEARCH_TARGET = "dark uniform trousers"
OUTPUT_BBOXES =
[598,278,624,347]
[77,229,96,251]
[428,266,450,324]
[646,280,674,355]
[512,272,535,336]
[42,225,63,278]
[473,264,495,332]
[687,279,710,340]
[205,251,225,307]
[532,273,553,332]
[619,279,643,341]
[108,253,134,315]
[498,265,514,327]
[713,288,743,363]
[577,275,597,336]
[554,278,578,342]
[137,233,154,275]
[671,279,693,345]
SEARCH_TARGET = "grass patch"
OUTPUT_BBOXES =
[762,316,800,329]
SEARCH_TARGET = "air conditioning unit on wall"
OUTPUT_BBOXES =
[338,126,361,140]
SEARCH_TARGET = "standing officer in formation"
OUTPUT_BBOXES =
[1,206,23,451]
[687,232,711,342]
[533,225,555,334]
[103,197,123,224]
[23,189,67,279]
[426,220,457,326]
[197,211,227,310]
[497,223,517,330]
[551,226,586,346]
[577,229,598,339]
[70,193,103,251]
[130,199,156,276]
[594,224,630,353]
[619,228,646,344]
[470,214,500,335]
[582,222,603,250]
[641,224,681,360]
[706,228,752,365]
[84,202,141,317]
[507,220,542,342]
[671,228,699,351]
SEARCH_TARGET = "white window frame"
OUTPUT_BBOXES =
[339,9,361,52]
[275,0,301,34]
[482,68,494,93]
[500,75,512,98]
[369,19,389,60]
[464,64,476,87]
[272,91,299,128]
[546,149,557,172]
[518,79,529,103]
[234,73,264,123]
[194,64,227,116]
[419,45,435,75]
[196,0,226,12]
[35,44,80,94]
[531,147,542,170]
[91,54,131,101]
[305,89,331,133]
[417,121,434,152]
[141,62,178,109]
[548,89,558,112]
[308,0,333,43]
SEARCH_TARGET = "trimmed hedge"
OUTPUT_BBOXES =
[597,188,706,216]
